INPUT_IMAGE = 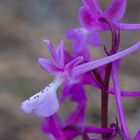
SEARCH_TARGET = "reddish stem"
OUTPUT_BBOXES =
[101,63,112,139]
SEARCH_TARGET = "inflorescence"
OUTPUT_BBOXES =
[20,0,140,139]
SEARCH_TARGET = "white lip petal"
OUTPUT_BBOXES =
[20,78,62,117]
[34,91,59,117]
[20,99,34,113]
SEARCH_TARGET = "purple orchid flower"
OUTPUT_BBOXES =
[20,40,84,117]
[41,104,117,140]
[19,1,140,139]
[67,0,140,62]
[80,0,140,32]
[20,40,140,118]
[41,104,86,140]
[20,39,100,118]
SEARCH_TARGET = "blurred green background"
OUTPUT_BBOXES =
[0,0,140,139]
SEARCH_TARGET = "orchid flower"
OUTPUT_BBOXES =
[20,40,84,117]
[41,104,117,140]
[67,0,140,58]
[80,0,140,31]
[41,104,86,140]
[20,40,140,118]
[19,1,140,139]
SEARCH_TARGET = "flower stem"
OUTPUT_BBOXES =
[99,17,120,139]
[101,63,112,139]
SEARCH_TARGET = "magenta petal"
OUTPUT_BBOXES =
[43,40,57,63]
[72,43,90,61]
[66,104,86,125]
[69,84,87,103]
[63,126,81,140]
[79,7,106,31]
[68,29,102,60]
[79,7,95,30]
[67,27,101,48]
[66,28,83,39]
[61,83,86,103]
[87,31,101,47]
[41,114,64,138]
[112,64,131,140]
[65,56,83,76]
[74,41,140,76]
[82,0,102,14]
[38,58,62,74]
[118,23,140,30]
[60,83,73,101]
[104,0,127,21]
[67,28,91,60]
[80,72,102,88]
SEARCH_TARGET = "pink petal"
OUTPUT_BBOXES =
[67,28,101,61]
[87,31,101,46]
[56,40,65,68]
[43,40,57,63]
[38,58,62,74]
[60,83,73,101]
[104,0,127,21]
[80,72,103,89]
[62,84,86,103]
[79,7,108,31]
[65,56,84,77]
[66,104,86,125]
[72,42,90,61]
[67,28,101,47]
[41,114,63,137]
[79,7,96,30]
